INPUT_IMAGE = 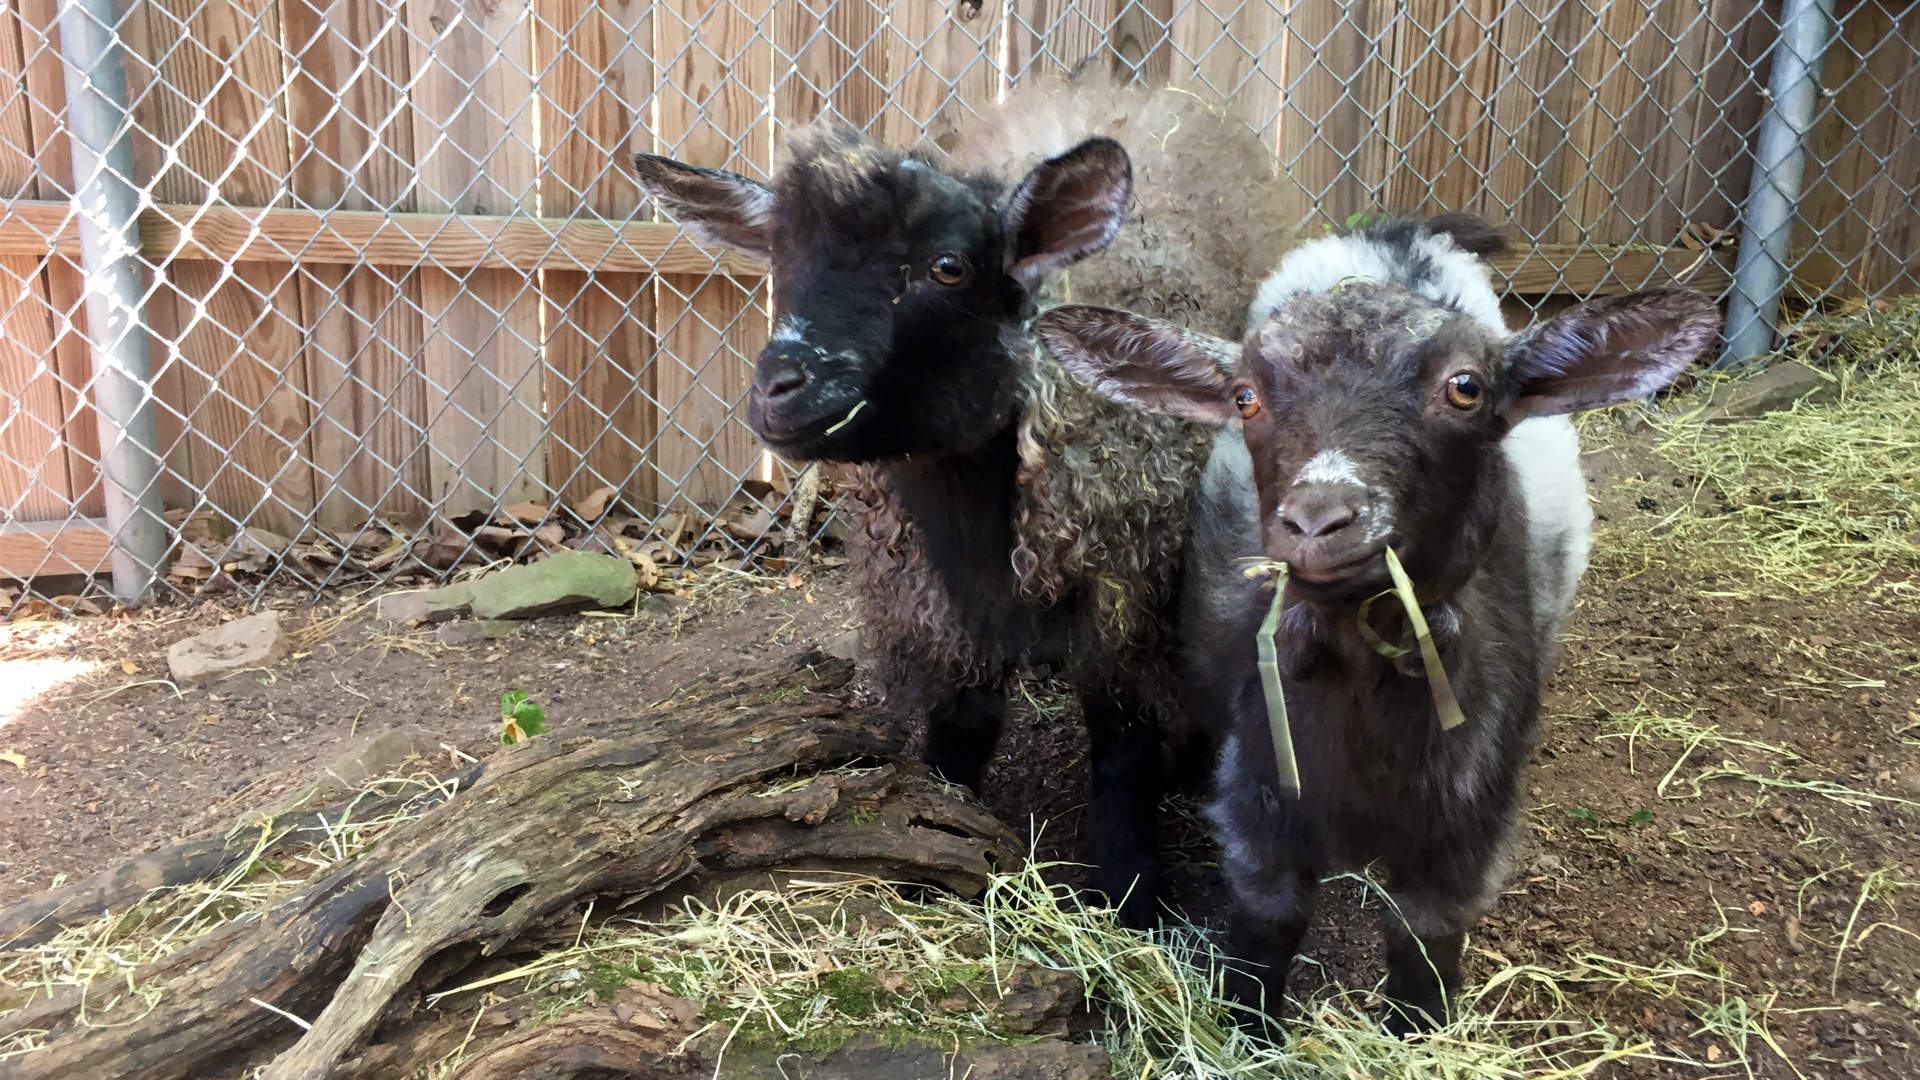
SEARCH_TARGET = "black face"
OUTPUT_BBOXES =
[631,129,1134,466]
[750,145,1027,461]
[1232,284,1511,601]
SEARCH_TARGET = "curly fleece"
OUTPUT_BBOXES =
[845,75,1294,707]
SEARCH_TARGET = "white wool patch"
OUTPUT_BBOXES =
[770,317,810,344]
[1294,448,1361,487]
[1247,231,1508,338]
[1502,415,1592,635]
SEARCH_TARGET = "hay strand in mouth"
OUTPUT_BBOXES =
[1383,547,1467,730]
[1245,560,1300,796]
[823,399,867,435]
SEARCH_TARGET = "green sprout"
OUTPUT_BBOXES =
[500,689,546,745]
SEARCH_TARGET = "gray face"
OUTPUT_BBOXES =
[1230,284,1512,599]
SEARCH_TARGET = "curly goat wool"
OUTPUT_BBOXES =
[847,78,1293,709]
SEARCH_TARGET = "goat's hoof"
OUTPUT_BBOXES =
[1381,1000,1446,1039]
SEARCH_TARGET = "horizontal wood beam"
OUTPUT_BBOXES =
[0,201,764,276]
[0,519,112,578]
[0,200,1818,297]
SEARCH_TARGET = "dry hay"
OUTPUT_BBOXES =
[1578,295,1920,594]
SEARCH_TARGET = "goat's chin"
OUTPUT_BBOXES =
[748,394,870,461]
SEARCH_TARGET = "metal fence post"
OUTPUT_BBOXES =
[56,0,167,601]
[1717,0,1839,369]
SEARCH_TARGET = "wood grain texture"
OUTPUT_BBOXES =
[653,0,770,512]
[1007,0,1114,81]
[129,0,315,534]
[408,0,543,515]
[883,0,1005,151]
[778,0,887,134]
[536,0,657,509]
[1169,0,1283,141]
[0,199,767,272]
[285,0,429,529]
[0,518,111,576]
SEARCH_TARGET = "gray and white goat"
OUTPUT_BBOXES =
[1036,215,1720,1031]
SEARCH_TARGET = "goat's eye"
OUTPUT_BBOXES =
[1235,388,1261,418]
[929,253,970,287]
[1444,372,1483,410]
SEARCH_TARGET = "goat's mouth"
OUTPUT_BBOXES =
[747,389,873,459]
[1282,545,1391,589]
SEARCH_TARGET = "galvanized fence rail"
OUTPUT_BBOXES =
[0,0,1916,609]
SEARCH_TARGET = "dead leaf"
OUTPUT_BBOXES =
[1706,1045,1720,1063]
[86,801,98,813]
[33,765,48,779]
[474,525,527,547]
[1785,916,1802,947]
[500,501,551,525]
[0,751,25,770]
[120,658,140,675]
[532,523,566,547]
[787,574,803,589]
[1749,900,1768,917]
[570,485,617,522]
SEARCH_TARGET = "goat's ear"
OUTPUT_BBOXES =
[1036,305,1241,426]
[1502,287,1721,420]
[630,153,774,258]
[1002,138,1131,285]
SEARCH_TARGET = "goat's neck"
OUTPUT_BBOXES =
[874,423,1022,595]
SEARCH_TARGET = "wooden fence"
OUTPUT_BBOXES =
[0,0,1917,580]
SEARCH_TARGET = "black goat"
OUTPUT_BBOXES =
[628,76,1291,926]
[1036,215,1720,1029]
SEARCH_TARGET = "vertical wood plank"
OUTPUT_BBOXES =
[0,0,73,525]
[1007,0,1114,81]
[1675,0,1775,239]
[16,0,101,516]
[407,0,543,515]
[535,0,658,510]
[1381,0,1502,219]
[1108,0,1172,83]
[1169,0,1284,141]
[883,0,1003,151]
[1277,0,1392,229]
[778,0,886,135]
[126,0,315,535]
[285,0,430,529]
[653,0,770,513]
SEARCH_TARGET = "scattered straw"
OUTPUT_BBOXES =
[433,862,1780,1079]
[1580,299,1920,591]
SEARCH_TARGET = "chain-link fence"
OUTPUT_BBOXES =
[0,0,1916,610]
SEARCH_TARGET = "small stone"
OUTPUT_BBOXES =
[637,593,686,618]
[375,582,474,624]
[435,620,525,646]
[1704,361,1837,424]
[467,550,638,619]
[166,612,289,683]
[823,629,862,662]
[614,1002,635,1024]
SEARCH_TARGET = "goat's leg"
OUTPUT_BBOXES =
[1376,879,1487,1035]
[922,682,1007,791]
[1082,682,1164,930]
[1221,869,1317,1031]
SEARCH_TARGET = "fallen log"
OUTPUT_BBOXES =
[0,651,1016,1080]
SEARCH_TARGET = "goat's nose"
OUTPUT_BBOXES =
[754,352,812,400]
[1280,485,1361,539]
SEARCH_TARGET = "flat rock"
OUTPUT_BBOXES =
[716,1034,1108,1080]
[375,581,474,624]
[244,726,440,823]
[822,629,862,662]
[1704,361,1836,423]
[167,612,288,683]
[435,619,525,646]
[468,550,638,619]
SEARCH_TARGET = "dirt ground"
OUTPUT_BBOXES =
[1,420,1916,1079]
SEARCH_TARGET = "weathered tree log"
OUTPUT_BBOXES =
[0,652,1016,1080]
[0,773,470,951]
